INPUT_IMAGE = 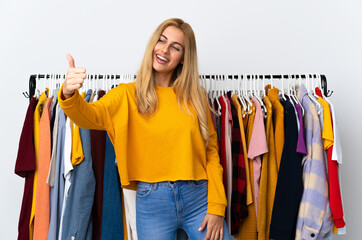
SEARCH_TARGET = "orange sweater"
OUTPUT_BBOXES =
[58,82,227,216]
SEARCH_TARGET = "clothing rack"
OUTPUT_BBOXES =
[25,73,332,101]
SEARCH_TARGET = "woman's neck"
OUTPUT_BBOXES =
[155,71,173,87]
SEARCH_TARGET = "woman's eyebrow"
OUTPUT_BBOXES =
[161,34,183,48]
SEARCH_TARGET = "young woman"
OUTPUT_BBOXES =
[59,18,231,240]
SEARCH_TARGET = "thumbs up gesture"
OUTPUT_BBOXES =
[62,53,87,99]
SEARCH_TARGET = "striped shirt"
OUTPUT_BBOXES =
[295,85,333,240]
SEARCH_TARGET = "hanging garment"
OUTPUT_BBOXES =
[257,96,278,240]
[248,96,268,228]
[47,101,60,187]
[212,99,221,154]
[58,117,73,239]
[269,99,303,240]
[15,97,38,240]
[50,89,59,150]
[238,101,257,240]
[90,90,107,240]
[70,119,84,166]
[58,82,227,217]
[33,97,52,239]
[60,89,95,240]
[265,85,284,171]
[30,91,47,240]
[224,94,233,233]
[313,95,333,240]
[233,97,253,220]
[47,108,66,240]
[314,89,346,230]
[123,188,137,240]
[230,94,248,235]
[100,133,124,239]
[324,97,346,235]
[295,85,333,240]
[218,95,228,197]
[295,103,307,156]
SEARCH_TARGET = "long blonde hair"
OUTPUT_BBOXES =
[135,18,210,145]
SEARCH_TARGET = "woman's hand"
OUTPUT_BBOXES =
[199,213,224,240]
[62,53,87,100]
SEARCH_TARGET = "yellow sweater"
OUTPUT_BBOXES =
[58,82,227,216]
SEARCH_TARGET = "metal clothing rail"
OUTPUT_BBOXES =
[24,73,332,101]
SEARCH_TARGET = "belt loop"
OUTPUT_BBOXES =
[153,182,158,191]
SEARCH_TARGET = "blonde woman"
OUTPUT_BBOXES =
[59,18,231,240]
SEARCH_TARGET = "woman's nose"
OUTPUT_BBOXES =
[161,45,170,54]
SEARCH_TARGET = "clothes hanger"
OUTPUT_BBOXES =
[204,75,208,93]
[286,75,295,106]
[257,75,267,118]
[236,75,247,117]
[252,75,267,117]
[222,75,226,97]
[312,74,319,98]
[35,74,41,98]
[212,75,222,116]
[261,75,266,99]
[207,76,213,102]
[317,74,326,99]
[292,74,305,116]
[49,74,55,98]
[280,75,287,101]
[245,75,253,114]
[113,74,116,88]
[306,74,322,115]
[86,73,90,92]
[236,75,246,116]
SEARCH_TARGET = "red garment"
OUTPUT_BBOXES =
[327,146,345,228]
[218,96,227,193]
[316,87,345,228]
[230,96,248,234]
[14,97,38,240]
[91,90,107,240]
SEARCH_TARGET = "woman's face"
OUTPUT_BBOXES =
[153,26,185,75]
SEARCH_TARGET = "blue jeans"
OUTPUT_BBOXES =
[136,180,231,240]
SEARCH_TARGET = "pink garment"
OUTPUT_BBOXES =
[248,97,268,229]
[223,95,233,234]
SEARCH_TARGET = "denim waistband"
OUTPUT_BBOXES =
[137,180,207,189]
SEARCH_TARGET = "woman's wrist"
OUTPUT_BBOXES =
[61,90,74,100]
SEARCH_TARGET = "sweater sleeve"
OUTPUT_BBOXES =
[204,95,227,217]
[57,84,125,132]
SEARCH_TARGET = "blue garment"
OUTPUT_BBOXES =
[100,133,123,239]
[136,180,231,240]
[61,89,96,240]
[48,108,66,240]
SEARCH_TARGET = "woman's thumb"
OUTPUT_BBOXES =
[66,53,75,68]
[199,216,208,231]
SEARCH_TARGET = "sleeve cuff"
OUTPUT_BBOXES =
[334,218,346,228]
[57,83,81,108]
[207,202,226,217]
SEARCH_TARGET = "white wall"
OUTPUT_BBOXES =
[1,1,361,239]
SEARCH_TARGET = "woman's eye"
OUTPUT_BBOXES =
[172,46,180,51]
[158,39,164,43]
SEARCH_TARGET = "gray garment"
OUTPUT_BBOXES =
[48,108,66,240]
[61,89,95,240]
[47,103,60,186]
